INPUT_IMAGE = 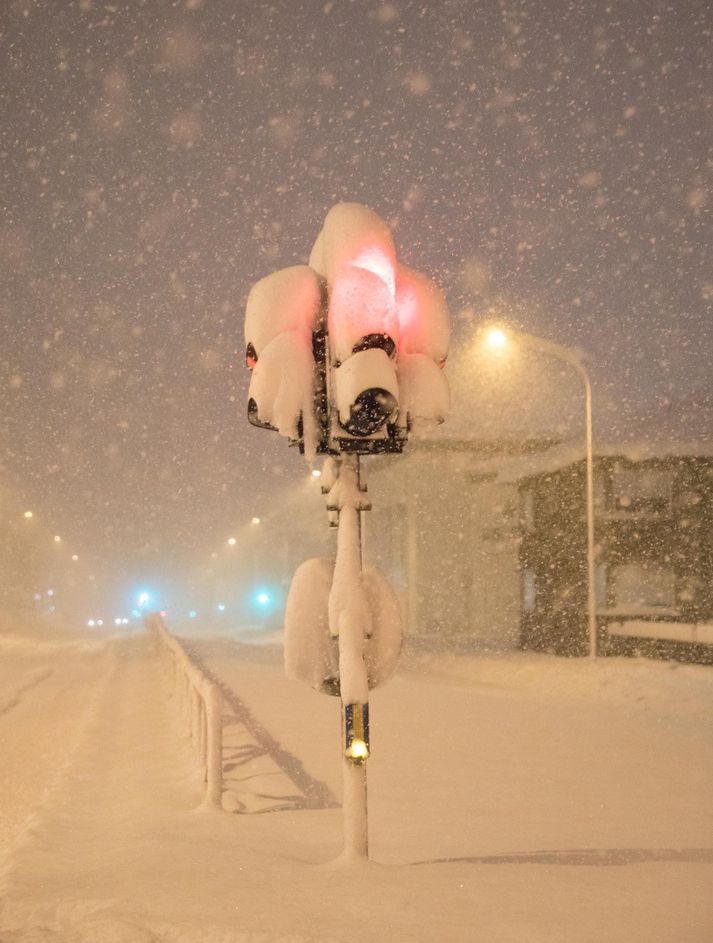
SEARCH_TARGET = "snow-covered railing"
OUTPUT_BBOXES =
[146,614,223,809]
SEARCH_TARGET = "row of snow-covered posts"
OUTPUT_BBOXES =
[146,613,224,809]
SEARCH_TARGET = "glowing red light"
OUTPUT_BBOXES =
[351,247,396,296]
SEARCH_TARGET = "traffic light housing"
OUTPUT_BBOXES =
[244,203,449,457]
[244,264,325,458]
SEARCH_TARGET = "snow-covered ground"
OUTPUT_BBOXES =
[0,620,712,942]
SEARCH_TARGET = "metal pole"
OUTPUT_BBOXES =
[330,454,371,859]
[584,371,597,657]
[516,332,597,657]
[204,682,224,809]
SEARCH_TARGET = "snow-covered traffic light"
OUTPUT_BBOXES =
[394,265,450,427]
[309,203,402,451]
[244,203,450,457]
[243,203,450,859]
[328,263,401,445]
[244,264,325,458]
[311,202,449,453]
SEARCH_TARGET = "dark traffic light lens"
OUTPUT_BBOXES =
[247,397,277,430]
[351,333,396,358]
[341,388,398,436]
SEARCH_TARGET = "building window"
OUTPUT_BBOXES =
[521,489,535,532]
[595,564,607,609]
[610,465,672,516]
[522,569,536,612]
[609,562,676,613]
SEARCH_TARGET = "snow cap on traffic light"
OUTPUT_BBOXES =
[395,266,450,424]
[243,203,450,458]
[244,264,323,459]
[309,202,397,296]
[311,202,449,437]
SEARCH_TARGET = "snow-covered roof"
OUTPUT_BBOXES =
[495,437,713,485]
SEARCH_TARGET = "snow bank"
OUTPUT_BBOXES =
[2,631,712,943]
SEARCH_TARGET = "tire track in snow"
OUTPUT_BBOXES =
[0,668,54,718]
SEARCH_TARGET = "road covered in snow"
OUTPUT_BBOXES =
[0,619,712,942]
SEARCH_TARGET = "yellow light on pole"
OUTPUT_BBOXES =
[343,703,370,764]
[24,510,33,519]
[54,535,61,543]
[345,738,369,761]
[250,516,261,525]
[227,537,237,546]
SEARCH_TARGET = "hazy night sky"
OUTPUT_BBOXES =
[0,0,710,597]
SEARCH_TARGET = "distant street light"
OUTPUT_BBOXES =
[483,325,597,658]
[23,510,33,519]
[227,537,237,546]
[250,517,261,525]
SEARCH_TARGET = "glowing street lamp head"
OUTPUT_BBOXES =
[484,326,510,351]
[24,510,33,519]
[54,535,61,543]
[251,517,261,525]
[137,591,151,608]
[227,537,237,546]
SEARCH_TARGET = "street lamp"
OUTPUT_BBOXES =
[483,325,597,658]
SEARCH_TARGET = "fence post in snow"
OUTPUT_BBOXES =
[149,614,224,811]
[204,682,223,809]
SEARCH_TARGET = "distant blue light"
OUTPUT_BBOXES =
[256,592,270,606]
[131,608,141,618]
[217,603,226,612]
[189,609,197,619]
[137,591,151,608]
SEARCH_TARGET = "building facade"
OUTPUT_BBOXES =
[365,439,552,648]
[518,451,713,663]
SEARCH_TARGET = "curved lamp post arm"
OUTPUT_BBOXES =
[514,331,598,658]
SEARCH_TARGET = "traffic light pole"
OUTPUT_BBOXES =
[328,453,372,859]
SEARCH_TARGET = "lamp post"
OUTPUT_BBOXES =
[484,327,597,658]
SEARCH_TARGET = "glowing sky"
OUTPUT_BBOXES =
[0,0,710,591]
